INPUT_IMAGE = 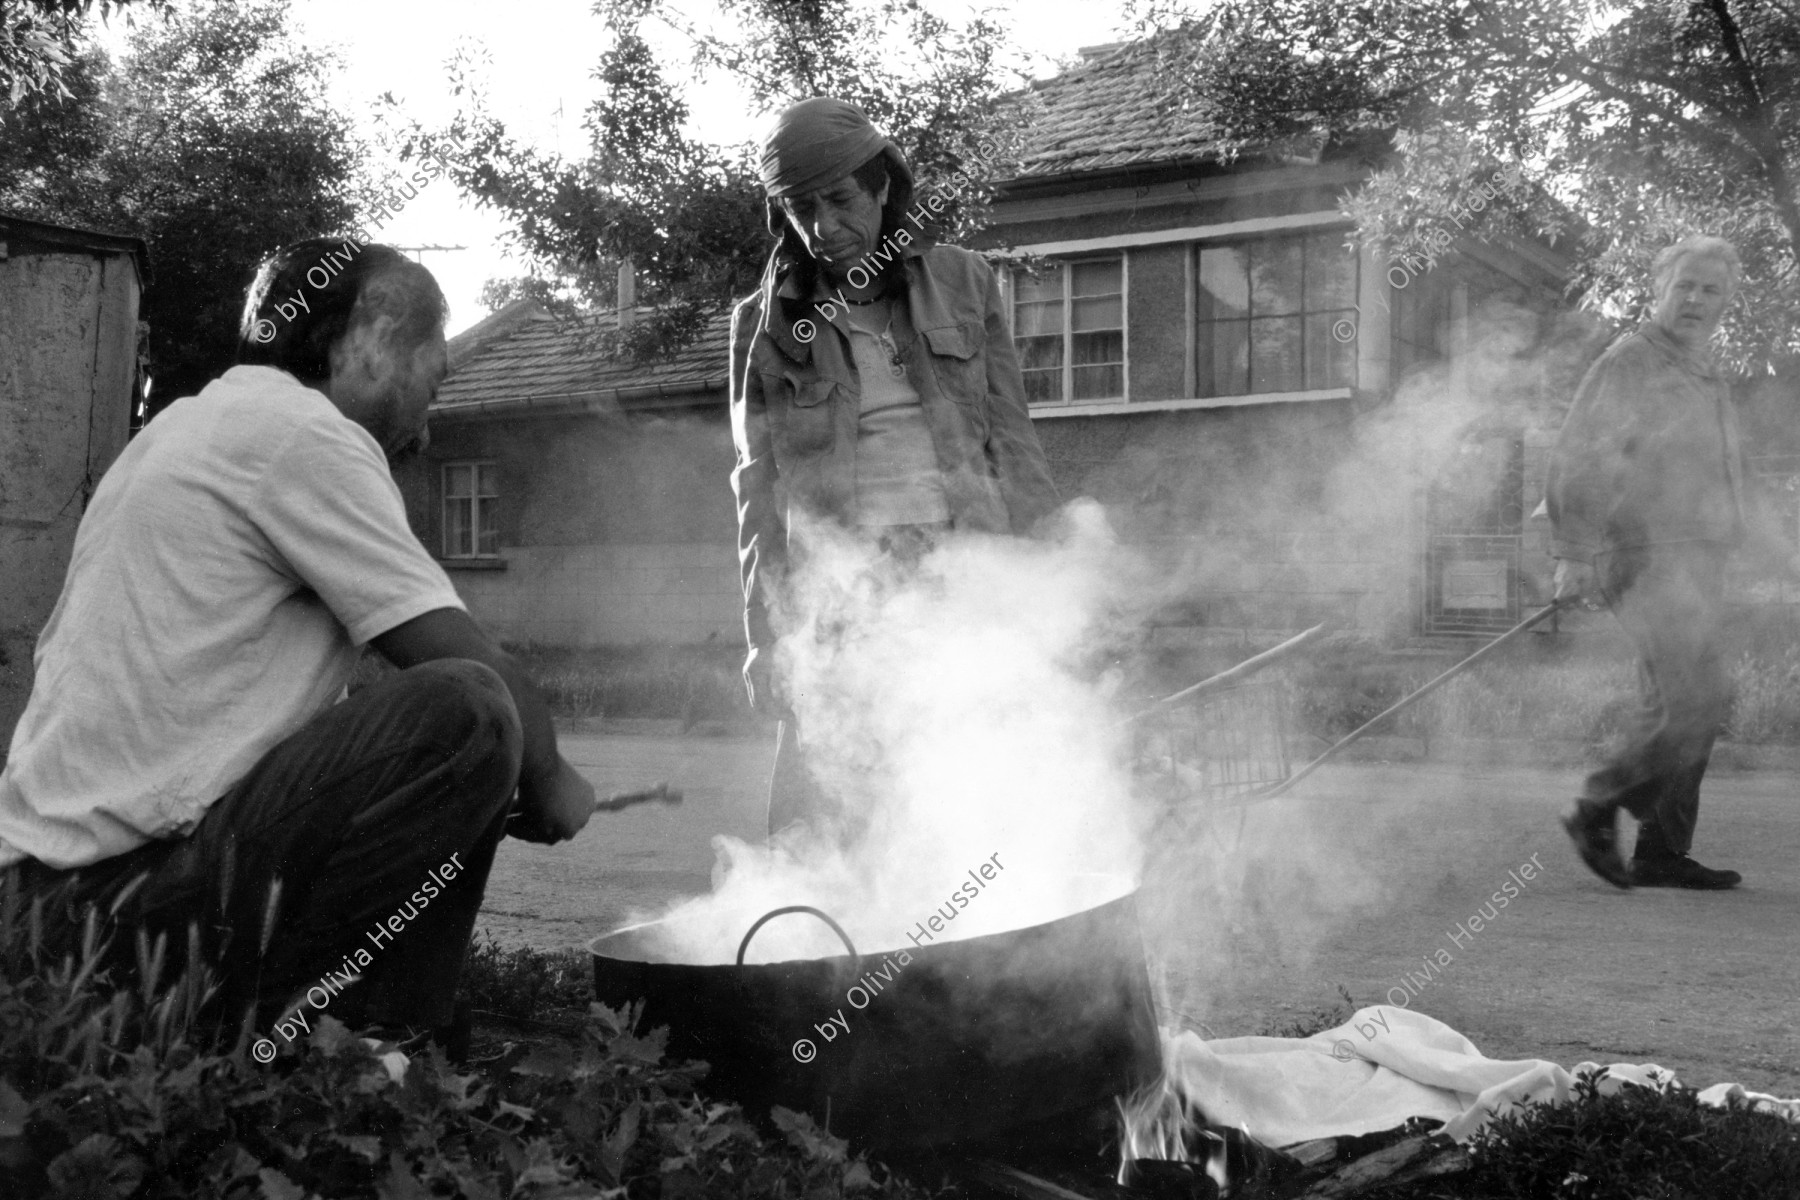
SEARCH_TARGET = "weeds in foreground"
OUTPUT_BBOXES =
[1379,1073,1800,1199]
[459,933,590,1026]
[0,876,925,1199]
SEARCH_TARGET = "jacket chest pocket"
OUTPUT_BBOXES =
[922,321,989,407]
[761,371,836,457]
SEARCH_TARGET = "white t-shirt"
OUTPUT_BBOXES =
[844,302,950,528]
[0,366,465,869]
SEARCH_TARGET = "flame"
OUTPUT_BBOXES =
[1115,1077,1229,1192]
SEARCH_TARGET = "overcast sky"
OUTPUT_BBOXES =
[213,0,1139,335]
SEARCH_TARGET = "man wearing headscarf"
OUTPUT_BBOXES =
[729,97,1059,837]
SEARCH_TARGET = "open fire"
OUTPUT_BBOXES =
[1115,1077,1230,1195]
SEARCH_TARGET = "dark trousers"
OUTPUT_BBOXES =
[4,659,522,1038]
[766,521,947,840]
[1580,544,1731,857]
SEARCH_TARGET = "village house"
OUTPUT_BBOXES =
[0,214,147,742]
[399,41,1597,651]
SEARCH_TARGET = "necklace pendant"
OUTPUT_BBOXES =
[880,331,905,377]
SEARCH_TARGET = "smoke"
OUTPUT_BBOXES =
[617,296,1617,1057]
[630,499,1151,965]
[1079,297,1610,1031]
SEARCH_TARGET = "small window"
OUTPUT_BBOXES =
[1196,232,1358,398]
[442,462,498,558]
[1012,256,1125,404]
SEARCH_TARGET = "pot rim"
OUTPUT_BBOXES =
[588,871,1140,967]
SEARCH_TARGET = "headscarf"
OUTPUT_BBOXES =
[758,97,914,236]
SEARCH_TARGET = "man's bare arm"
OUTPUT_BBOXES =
[371,607,594,842]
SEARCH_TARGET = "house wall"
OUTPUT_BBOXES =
[984,167,1570,638]
[1035,403,1414,636]
[0,240,140,741]
[398,405,742,646]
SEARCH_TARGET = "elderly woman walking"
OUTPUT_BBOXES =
[728,97,1059,838]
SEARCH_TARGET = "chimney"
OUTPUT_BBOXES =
[617,257,636,329]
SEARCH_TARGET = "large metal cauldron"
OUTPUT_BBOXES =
[588,880,1161,1150]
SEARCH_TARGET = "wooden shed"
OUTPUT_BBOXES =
[0,214,147,743]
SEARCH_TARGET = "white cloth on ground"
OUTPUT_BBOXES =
[1168,1005,1797,1146]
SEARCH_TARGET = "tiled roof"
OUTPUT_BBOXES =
[1012,40,1237,180]
[433,301,731,417]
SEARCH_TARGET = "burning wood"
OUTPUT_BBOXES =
[1114,1078,1309,1197]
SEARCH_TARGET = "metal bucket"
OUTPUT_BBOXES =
[588,881,1161,1150]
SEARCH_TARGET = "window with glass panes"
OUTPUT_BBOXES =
[442,462,498,558]
[1195,232,1358,398]
[1012,257,1125,404]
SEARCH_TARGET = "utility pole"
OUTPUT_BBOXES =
[392,244,469,264]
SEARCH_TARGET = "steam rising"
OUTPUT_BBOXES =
[630,500,1147,965]
[619,298,1611,1035]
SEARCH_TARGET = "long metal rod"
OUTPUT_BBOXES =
[1125,623,1328,726]
[1254,600,1570,800]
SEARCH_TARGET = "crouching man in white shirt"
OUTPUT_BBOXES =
[0,238,597,1054]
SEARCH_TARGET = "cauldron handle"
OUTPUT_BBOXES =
[736,905,860,967]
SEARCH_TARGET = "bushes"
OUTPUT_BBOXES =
[1281,645,1636,747]
[1724,643,1800,743]
[1279,639,1800,748]
[1380,1073,1800,1199]
[459,935,591,1026]
[0,881,926,1199]
[503,643,752,725]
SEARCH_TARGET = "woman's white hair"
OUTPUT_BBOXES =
[1651,235,1742,294]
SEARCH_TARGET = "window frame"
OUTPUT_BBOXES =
[1191,229,1361,402]
[1008,253,1129,406]
[440,460,500,560]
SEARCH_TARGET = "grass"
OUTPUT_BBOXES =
[506,640,752,724]
[1275,637,1800,749]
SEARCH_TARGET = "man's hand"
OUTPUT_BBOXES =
[507,757,596,844]
[1553,559,1601,609]
[743,644,783,715]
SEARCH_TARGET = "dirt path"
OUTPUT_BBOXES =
[480,731,1800,1098]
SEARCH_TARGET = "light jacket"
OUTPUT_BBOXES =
[728,239,1059,653]
[1547,322,1785,566]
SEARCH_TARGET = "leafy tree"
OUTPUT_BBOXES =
[0,0,365,412]
[410,0,1038,359]
[1131,0,1800,372]
[0,0,163,106]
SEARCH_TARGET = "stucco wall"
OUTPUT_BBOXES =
[1035,404,1413,636]
[397,405,743,646]
[0,240,140,741]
